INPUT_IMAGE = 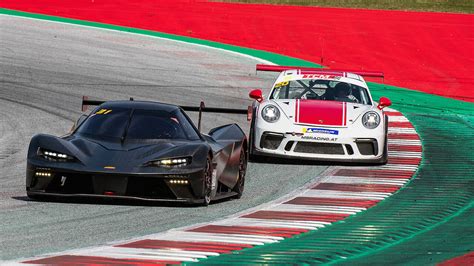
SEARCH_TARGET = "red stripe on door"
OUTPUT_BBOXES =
[295,99,300,123]
[243,211,349,222]
[313,183,401,193]
[23,255,180,265]
[117,239,251,253]
[296,100,345,126]
[335,169,415,179]
[285,197,380,208]
[188,225,308,238]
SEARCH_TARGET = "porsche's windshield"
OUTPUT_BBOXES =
[270,79,372,105]
[76,108,201,140]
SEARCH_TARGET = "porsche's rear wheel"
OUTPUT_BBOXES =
[201,157,213,206]
[233,147,247,198]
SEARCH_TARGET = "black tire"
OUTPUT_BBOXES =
[233,147,247,198]
[201,157,213,206]
[376,115,389,165]
[248,107,259,162]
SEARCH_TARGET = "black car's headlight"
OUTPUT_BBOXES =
[38,148,75,162]
[362,111,381,129]
[147,157,191,167]
[261,105,280,123]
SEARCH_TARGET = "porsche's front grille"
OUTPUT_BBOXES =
[260,132,284,150]
[294,142,345,155]
[356,139,378,155]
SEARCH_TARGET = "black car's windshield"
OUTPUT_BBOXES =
[270,80,372,105]
[77,108,200,140]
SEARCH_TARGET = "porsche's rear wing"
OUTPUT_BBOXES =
[256,64,384,78]
[81,96,250,131]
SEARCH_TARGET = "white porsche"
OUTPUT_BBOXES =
[248,65,392,164]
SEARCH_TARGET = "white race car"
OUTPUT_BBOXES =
[248,65,392,164]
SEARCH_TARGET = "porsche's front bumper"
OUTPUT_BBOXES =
[253,125,386,162]
[26,163,207,204]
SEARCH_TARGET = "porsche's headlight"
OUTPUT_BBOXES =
[261,105,280,123]
[362,111,381,129]
[148,157,191,167]
[38,148,75,161]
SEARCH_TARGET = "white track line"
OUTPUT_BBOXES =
[388,139,422,145]
[72,247,205,262]
[268,204,364,215]
[213,218,329,230]
[149,232,281,245]
[323,176,408,186]
[373,164,419,171]
[387,116,409,122]
[388,151,422,158]
[302,190,390,200]
[389,128,417,134]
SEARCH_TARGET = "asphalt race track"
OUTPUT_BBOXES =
[0,16,329,260]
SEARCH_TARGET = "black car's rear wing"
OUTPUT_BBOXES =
[81,96,250,131]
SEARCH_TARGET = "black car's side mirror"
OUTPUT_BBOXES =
[71,114,88,132]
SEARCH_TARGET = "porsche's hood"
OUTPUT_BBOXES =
[272,99,371,127]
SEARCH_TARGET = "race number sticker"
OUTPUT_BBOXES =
[274,81,289,88]
[95,109,112,115]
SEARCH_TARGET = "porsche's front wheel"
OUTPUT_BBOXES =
[376,115,389,165]
[248,108,259,162]
[201,157,213,206]
[233,147,247,198]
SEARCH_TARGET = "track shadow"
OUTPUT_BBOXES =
[11,195,208,208]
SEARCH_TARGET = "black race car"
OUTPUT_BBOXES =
[26,99,248,205]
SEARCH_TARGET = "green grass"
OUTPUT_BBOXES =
[219,0,474,13]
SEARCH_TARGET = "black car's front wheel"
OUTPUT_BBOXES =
[233,147,247,199]
[201,157,213,206]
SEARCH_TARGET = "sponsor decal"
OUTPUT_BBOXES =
[301,136,338,141]
[303,127,339,135]
[302,74,340,80]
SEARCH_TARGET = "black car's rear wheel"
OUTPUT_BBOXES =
[233,148,247,198]
[201,157,213,206]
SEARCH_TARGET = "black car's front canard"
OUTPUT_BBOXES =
[26,98,248,206]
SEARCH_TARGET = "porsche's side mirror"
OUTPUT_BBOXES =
[378,97,392,110]
[249,89,263,102]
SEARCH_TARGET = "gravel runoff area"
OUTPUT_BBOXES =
[0,15,330,260]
